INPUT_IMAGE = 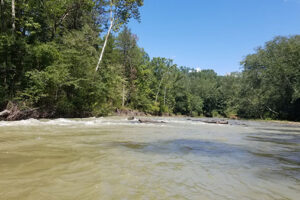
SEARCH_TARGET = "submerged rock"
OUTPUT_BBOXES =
[127,116,135,120]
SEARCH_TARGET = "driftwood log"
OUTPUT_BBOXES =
[189,119,229,125]
[216,120,229,125]
[0,101,52,121]
[138,119,166,124]
[0,110,11,119]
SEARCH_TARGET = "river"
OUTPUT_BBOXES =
[0,117,299,200]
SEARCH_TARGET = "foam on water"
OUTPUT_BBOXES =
[0,117,170,127]
[0,118,41,127]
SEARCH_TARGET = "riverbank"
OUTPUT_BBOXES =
[1,102,300,126]
[0,102,178,121]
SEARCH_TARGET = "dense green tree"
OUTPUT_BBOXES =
[239,36,300,120]
[115,26,142,106]
[218,72,242,117]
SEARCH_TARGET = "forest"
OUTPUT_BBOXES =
[0,0,299,121]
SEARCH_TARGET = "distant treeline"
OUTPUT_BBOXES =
[0,0,299,120]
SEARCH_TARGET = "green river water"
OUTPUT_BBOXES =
[0,117,299,200]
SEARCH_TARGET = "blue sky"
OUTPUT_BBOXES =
[128,0,300,75]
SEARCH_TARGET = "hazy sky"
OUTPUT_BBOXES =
[128,0,300,75]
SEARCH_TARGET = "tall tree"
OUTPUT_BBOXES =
[115,26,141,105]
[95,0,143,71]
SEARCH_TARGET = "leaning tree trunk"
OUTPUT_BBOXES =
[12,0,15,31]
[95,0,114,72]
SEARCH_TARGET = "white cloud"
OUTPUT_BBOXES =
[195,67,201,72]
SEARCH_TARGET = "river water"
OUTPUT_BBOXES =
[0,117,299,200]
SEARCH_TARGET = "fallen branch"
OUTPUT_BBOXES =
[138,119,166,124]
[266,106,279,115]
[0,110,10,118]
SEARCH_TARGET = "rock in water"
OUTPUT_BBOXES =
[128,116,135,120]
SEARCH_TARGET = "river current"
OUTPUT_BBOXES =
[0,117,299,200]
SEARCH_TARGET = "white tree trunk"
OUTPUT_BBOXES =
[12,0,15,31]
[95,0,114,72]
